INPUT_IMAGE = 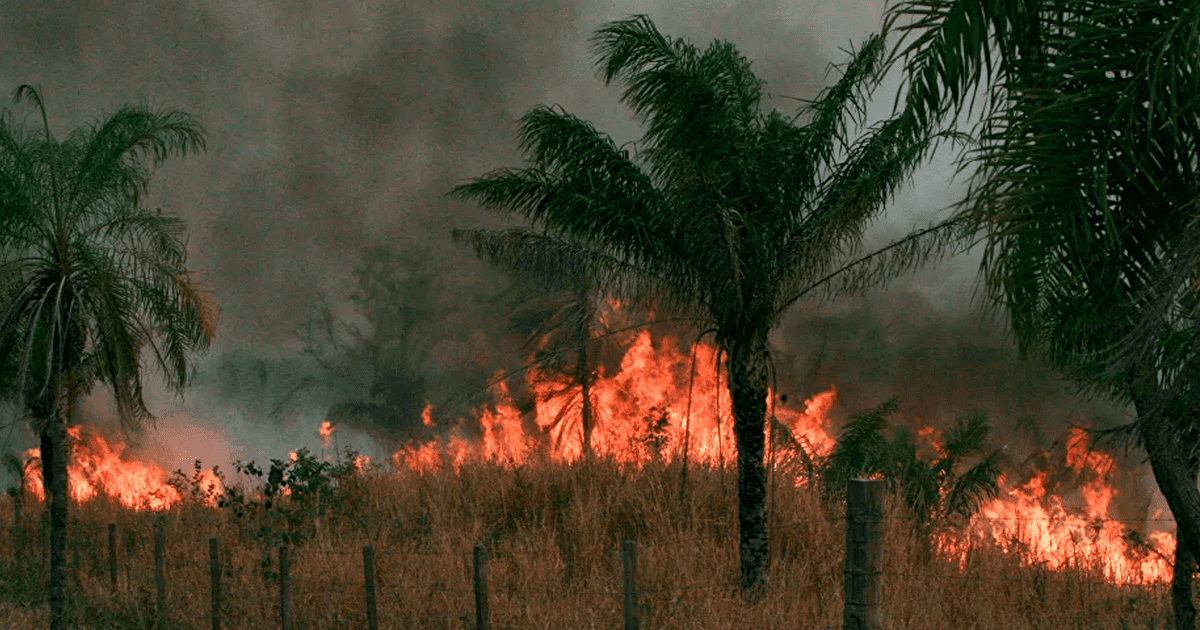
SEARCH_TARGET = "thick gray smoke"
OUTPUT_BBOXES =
[0,0,1147,529]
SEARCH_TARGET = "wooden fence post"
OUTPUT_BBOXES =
[363,545,378,630]
[473,543,490,630]
[11,491,22,585]
[69,517,80,595]
[843,478,884,630]
[622,540,638,630]
[154,517,166,630]
[209,538,221,630]
[108,523,118,594]
[280,545,292,630]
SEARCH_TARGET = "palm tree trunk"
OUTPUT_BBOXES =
[726,331,770,592]
[576,286,593,460]
[40,380,69,630]
[1174,451,1200,630]
[578,326,593,460]
[1175,525,1197,630]
[1133,390,1200,580]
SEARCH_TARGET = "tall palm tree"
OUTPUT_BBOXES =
[450,16,945,590]
[0,85,217,630]
[861,0,1200,624]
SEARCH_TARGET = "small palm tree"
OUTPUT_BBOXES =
[0,85,217,630]
[450,16,946,590]
[821,399,1004,562]
[452,229,616,459]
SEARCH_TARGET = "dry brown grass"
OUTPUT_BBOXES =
[0,457,1175,629]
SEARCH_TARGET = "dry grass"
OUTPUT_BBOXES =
[0,457,1174,629]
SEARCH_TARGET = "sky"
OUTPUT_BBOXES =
[0,0,1151,514]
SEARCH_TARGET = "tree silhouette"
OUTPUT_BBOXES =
[0,85,216,630]
[450,16,946,590]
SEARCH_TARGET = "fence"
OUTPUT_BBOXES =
[3,479,1176,630]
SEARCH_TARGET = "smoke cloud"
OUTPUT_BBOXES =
[0,0,1142,523]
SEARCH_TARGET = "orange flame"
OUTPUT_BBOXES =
[23,426,182,511]
[318,420,335,450]
[942,428,1173,584]
[395,329,1176,585]
[14,325,1174,587]
[526,331,836,465]
[395,331,837,470]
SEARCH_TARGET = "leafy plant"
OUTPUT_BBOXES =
[820,399,1005,558]
[167,460,225,506]
[217,448,361,557]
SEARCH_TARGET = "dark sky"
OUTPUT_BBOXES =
[0,0,1152,520]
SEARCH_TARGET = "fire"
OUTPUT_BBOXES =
[395,329,1176,585]
[13,324,1177,588]
[945,428,1173,584]
[388,331,837,471]
[527,330,836,465]
[318,420,335,450]
[23,426,182,511]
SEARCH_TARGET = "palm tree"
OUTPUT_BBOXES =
[861,1,1200,624]
[0,85,217,630]
[819,399,1004,562]
[450,15,945,590]
[452,229,614,460]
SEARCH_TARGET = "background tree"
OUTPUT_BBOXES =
[450,15,946,590]
[296,245,441,439]
[0,85,217,630]
[853,1,1200,625]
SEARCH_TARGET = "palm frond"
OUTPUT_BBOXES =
[821,397,900,498]
[944,449,1005,518]
[64,105,205,219]
[883,0,1048,136]
[943,412,991,458]
[786,33,887,180]
[0,88,212,434]
[452,107,700,276]
[591,15,764,167]
[451,227,709,322]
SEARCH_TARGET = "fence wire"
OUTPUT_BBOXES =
[1,504,1183,630]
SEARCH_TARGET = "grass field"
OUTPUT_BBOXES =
[0,456,1177,630]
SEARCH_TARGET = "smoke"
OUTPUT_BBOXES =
[0,0,1148,530]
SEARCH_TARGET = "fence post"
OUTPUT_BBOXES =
[363,545,378,630]
[473,543,490,630]
[154,517,166,630]
[280,545,292,630]
[209,538,221,630]
[622,540,639,630]
[843,478,884,630]
[69,517,81,596]
[11,491,22,585]
[108,523,118,594]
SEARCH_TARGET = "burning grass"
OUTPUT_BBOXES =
[0,457,1176,630]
